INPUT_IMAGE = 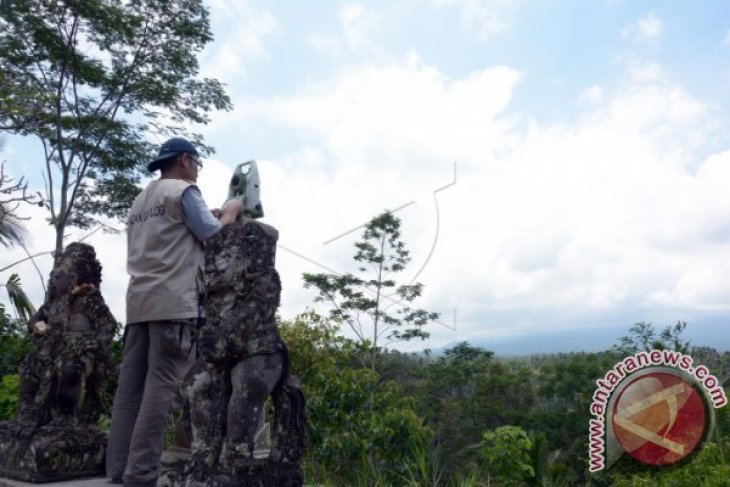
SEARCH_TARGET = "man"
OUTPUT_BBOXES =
[107,138,243,486]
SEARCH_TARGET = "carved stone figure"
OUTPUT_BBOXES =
[161,221,305,487]
[0,242,118,482]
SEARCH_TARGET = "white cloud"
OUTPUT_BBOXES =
[307,33,342,57]
[581,84,604,105]
[306,4,384,59]
[625,58,665,83]
[211,56,727,350]
[432,0,506,39]
[637,13,662,39]
[201,57,520,344]
[339,3,380,51]
[622,12,663,44]
[461,0,505,39]
[239,60,520,169]
[200,0,278,82]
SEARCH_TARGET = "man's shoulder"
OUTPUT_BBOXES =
[140,179,196,198]
[157,178,197,191]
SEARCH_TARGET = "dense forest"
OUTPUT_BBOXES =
[278,316,730,486]
[1,310,728,486]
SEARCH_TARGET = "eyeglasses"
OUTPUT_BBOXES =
[186,153,203,170]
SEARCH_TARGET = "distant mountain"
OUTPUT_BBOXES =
[426,318,730,357]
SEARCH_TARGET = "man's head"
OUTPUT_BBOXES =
[148,137,202,182]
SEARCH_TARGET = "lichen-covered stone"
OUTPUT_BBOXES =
[0,242,117,482]
[161,221,305,487]
[197,220,280,363]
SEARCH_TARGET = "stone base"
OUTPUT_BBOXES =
[159,447,303,487]
[0,422,106,483]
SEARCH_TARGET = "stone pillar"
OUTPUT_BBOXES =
[160,220,305,487]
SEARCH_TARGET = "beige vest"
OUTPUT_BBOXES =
[126,179,204,324]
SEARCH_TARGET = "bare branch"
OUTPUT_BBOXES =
[40,147,56,222]
[322,289,364,342]
[0,162,41,206]
[78,222,121,242]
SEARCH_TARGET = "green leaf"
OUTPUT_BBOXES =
[3,273,35,321]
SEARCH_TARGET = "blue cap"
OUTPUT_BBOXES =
[148,138,198,172]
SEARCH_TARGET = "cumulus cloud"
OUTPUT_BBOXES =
[432,0,505,39]
[339,3,380,51]
[307,33,342,57]
[211,56,728,350]
[622,12,663,44]
[305,3,380,57]
[461,0,505,39]
[200,0,278,82]
[239,61,520,168]
[581,84,605,105]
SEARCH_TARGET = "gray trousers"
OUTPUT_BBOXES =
[106,320,195,486]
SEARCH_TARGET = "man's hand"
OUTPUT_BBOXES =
[211,208,222,219]
[219,199,244,226]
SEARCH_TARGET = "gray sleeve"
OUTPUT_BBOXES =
[181,186,222,241]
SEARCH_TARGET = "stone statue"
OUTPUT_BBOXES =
[161,220,305,487]
[0,242,118,482]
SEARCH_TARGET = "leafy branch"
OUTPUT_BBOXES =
[304,211,439,369]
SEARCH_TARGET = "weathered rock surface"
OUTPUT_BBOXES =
[0,243,117,482]
[161,220,306,487]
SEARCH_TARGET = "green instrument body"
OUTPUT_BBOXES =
[225,160,264,219]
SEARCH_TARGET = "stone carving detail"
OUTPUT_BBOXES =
[0,242,118,482]
[161,221,306,487]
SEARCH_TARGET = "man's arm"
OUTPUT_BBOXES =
[181,186,243,241]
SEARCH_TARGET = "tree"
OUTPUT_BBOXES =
[0,0,232,253]
[0,138,36,321]
[413,342,495,474]
[479,426,535,486]
[303,211,439,368]
[0,274,35,322]
[278,312,433,485]
[614,321,690,355]
[534,351,620,481]
[0,310,32,378]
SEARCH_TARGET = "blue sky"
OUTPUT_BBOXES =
[3,0,730,354]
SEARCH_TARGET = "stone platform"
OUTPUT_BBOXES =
[0,478,322,487]
[0,477,110,486]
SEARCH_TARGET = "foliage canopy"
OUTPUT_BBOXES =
[0,0,231,253]
[303,211,439,367]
